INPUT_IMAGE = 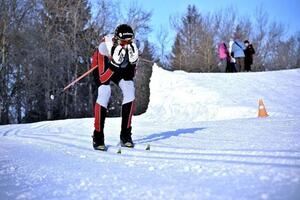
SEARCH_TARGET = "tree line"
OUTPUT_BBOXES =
[165,5,300,72]
[0,0,153,124]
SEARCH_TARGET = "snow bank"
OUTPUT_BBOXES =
[143,64,300,123]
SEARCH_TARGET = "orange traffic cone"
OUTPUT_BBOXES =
[258,99,268,117]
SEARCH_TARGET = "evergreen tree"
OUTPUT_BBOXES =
[171,34,183,70]
[170,5,217,72]
[135,41,154,115]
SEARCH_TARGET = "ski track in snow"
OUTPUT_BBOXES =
[1,66,300,199]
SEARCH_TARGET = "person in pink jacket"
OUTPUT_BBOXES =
[218,42,236,72]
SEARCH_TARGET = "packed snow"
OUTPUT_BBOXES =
[1,64,300,200]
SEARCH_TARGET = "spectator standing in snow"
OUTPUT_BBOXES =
[229,33,246,72]
[218,42,237,73]
[218,42,230,72]
[244,40,255,72]
[90,24,139,151]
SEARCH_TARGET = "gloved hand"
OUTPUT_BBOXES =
[127,43,139,64]
[111,45,126,67]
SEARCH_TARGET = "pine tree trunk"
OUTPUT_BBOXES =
[65,66,70,118]
[74,63,78,117]
[16,64,22,123]
[0,71,9,124]
[45,47,52,120]
[1,22,6,72]
[0,21,9,124]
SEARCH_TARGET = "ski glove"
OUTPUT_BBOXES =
[111,45,126,68]
[127,43,139,64]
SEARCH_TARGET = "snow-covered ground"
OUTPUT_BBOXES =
[1,65,300,200]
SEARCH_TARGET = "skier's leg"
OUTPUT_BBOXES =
[93,84,111,150]
[119,79,135,147]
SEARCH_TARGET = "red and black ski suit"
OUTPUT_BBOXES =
[91,35,136,135]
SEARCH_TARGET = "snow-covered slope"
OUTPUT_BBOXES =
[1,65,300,200]
[144,65,300,124]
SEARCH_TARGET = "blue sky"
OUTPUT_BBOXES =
[92,0,300,51]
[120,0,300,52]
[124,0,300,33]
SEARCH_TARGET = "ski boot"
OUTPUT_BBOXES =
[92,130,106,151]
[120,127,134,148]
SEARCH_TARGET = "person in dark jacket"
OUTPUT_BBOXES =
[244,40,255,72]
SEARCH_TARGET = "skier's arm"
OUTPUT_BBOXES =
[91,50,101,86]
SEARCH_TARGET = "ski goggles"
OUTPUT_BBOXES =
[118,38,133,46]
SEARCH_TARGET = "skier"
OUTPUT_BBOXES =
[91,24,139,151]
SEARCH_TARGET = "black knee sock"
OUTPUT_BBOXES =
[121,101,135,132]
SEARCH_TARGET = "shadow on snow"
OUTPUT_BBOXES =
[135,127,205,144]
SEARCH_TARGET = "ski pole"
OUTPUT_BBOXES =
[50,65,98,100]
[63,57,153,92]
[50,57,153,100]
[63,65,98,92]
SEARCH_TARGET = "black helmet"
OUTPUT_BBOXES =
[114,24,134,41]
